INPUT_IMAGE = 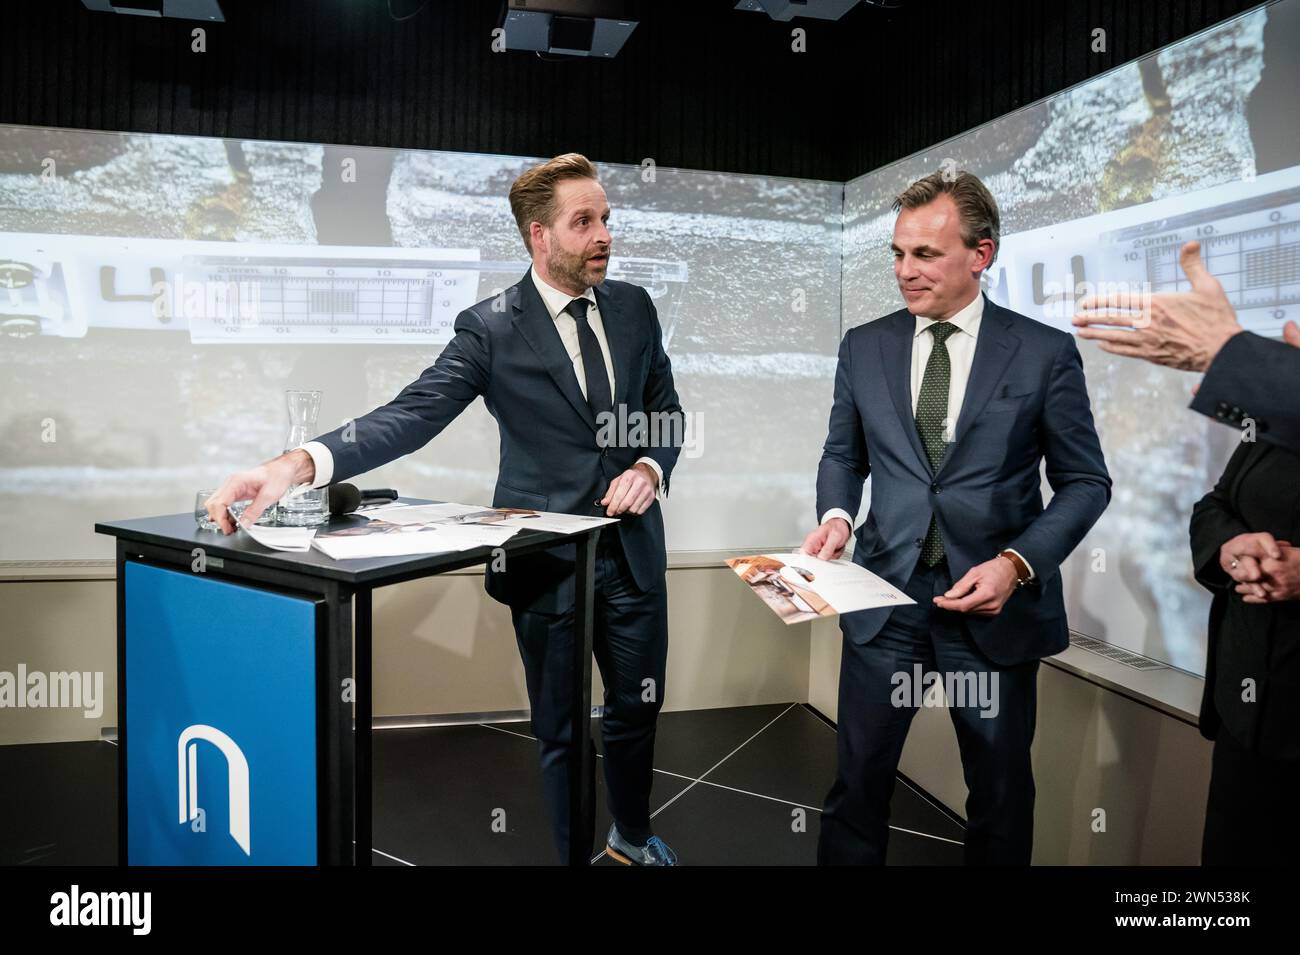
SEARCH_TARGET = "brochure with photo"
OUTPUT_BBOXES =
[725,552,914,625]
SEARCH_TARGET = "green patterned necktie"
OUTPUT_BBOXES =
[916,320,959,566]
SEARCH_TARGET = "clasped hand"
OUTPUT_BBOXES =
[1219,532,1300,604]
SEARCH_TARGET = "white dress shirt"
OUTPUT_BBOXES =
[527,266,664,493]
[298,265,664,495]
[820,291,1034,578]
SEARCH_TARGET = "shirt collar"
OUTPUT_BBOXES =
[531,265,596,322]
[913,290,984,339]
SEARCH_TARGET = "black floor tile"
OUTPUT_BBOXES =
[372,723,566,865]
[487,702,792,780]
[703,704,839,809]
[592,776,963,866]
[0,740,117,866]
[595,778,822,865]
[372,724,693,865]
[890,776,965,842]
[3,704,966,866]
[703,705,966,844]
[631,703,793,778]
[885,826,965,865]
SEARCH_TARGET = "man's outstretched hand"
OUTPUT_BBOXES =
[1073,240,1244,372]
[204,449,316,534]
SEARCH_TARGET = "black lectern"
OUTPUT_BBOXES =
[95,499,601,866]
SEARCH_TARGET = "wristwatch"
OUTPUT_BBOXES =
[998,549,1032,588]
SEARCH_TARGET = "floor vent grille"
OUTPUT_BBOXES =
[1069,635,1169,671]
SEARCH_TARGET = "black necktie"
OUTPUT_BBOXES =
[564,297,612,418]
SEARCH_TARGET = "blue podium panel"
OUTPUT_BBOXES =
[125,561,319,865]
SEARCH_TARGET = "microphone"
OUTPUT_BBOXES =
[328,483,399,516]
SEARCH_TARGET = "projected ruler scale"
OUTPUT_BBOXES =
[988,167,1300,338]
[0,236,482,345]
[1144,218,1300,317]
[190,255,480,343]
[0,236,689,346]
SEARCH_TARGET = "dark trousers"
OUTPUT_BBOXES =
[818,557,1040,865]
[509,526,668,862]
[1202,726,1300,866]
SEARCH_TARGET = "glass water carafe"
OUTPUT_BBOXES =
[278,389,329,526]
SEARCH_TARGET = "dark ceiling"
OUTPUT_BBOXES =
[0,0,1267,181]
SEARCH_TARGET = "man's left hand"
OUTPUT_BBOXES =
[933,556,1019,616]
[600,463,658,516]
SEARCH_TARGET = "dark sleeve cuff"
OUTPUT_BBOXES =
[1188,331,1300,451]
[1190,332,1252,424]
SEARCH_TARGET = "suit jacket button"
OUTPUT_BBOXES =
[914,538,924,547]
[931,483,941,494]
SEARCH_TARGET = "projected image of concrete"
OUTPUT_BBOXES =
[0,139,842,563]
[3,2,1296,679]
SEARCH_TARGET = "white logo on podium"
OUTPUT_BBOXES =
[177,724,251,855]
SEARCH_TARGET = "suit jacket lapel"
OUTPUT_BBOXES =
[948,296,1021,449]
[510,270,597,432]
[879,312,932,476]
[593,282,634,409]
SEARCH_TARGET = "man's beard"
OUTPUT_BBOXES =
[547,242,608,292]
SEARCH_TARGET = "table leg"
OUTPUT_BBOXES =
[567,528,599,866]
[115,540,129,866]
[355,587,373,866]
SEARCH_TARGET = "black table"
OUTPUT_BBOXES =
[95,499,602,866]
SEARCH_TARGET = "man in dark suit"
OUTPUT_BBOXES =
[802,170,1111,865]
[1074,241,1300,864]
[206,153,684,865]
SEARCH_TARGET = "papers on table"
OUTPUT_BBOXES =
[497,512,617,534]
[725,552,914,625]
[228,500,619,561]
[238,522,316,553]
[360,502,487,525]
[300,503,615,561]
[356,500,410,514]
[310,521,520,560]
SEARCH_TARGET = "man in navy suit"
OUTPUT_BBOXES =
[206,153,684,866]
[801,170,1111,865]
